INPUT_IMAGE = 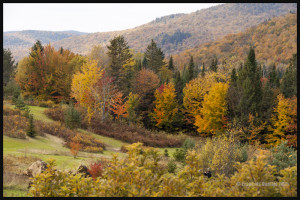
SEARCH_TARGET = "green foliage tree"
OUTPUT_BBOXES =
[168,55,175,71]
[280,54,297,98]
[268,64,280,88]
[3,48,16,86]
[64,103,81,129]
[107,35,133,91]
[27,114,36,138]
[144,39,166,73]
[188,56,195,81]
[237,48,262,125]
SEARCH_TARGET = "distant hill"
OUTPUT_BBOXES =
[172,13,297,71]
[3,30,88,61]
[3,3,297,61]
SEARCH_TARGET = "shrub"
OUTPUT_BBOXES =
[3,105,21,116]
[44,107,65,122]
[90,116,185,148]
[70,142,82,158]
[278,166,297,197]
[173,148,186,162]
[83,146,103,153]
[38,100,55,108]
[88,162,104,179]
[239,144,248,162]
[164,149,169,157]
[64,104,81,129]
[3,80,20,99]
[267,140,297,171]
[3,114,28,139]
[167,159,177,173]
[181,137,195,151]
[14,95,26,110]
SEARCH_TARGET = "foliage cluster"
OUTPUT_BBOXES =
[28,142,297,197]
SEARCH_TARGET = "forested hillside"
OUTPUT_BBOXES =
[172,13,297,71]
[3,30,88,61]
[4,3,296,61]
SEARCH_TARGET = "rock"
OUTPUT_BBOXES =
[76,164,91,177]
[24,160,47,178]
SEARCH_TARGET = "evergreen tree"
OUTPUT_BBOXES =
[144,39,166,73]
[188,56,195,81]
[261,80,275,122]
[201,62,205,77]
[181,66,189,86]
[237,48,262,124]
[30,40,44,57]
[168,56,174,71]
[280,54,297,98]
[107,35,133,91]
[142,55,148,68]
[230,68,238,85]
[64,103,81,130]
[269,64,280,88]
[209,57,218,72]
[3,48,16,86]
[174,70,183,103]
[27,114,36,138]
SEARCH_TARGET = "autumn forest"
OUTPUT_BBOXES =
[3,3,297,197]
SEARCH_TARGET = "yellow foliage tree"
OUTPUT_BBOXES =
[266,94,291,147]
[151,83,179,129]
[194,82,229,135]
[183,71,228,122]
[71,60,103,123]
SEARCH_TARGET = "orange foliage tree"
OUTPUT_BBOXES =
[151,83,180,130]
[109,92,128,120]
[70,141,82,158]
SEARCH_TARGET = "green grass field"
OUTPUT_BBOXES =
[3,102,179,196]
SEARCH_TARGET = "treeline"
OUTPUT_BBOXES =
[3,34,297,148]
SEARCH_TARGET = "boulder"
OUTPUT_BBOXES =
[76,164,91,177]
[24,160,47,178]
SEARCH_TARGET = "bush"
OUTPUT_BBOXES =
[167,159,177,173]
[83,146,103,153]
[3,80,20,99]
[88,162,104,179]
[3,114,28,139]
[164,149,169,157]
[44,107,65,122]
[182,138,195,151]
[267,141,297,171]
[3,105,21,116]
[173,148,186,162]
[38,100,55,108]
[14,95,26,110]
[89,115,185,148]
[64,104,81,129]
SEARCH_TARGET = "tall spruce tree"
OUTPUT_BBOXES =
[3,48,16,86]
[209,57,218,72]
[174,70,183,103]
[201,62,205,77]
[168,56,174,71]
[144,39,165,73]
[237,48,262,124]
[280,54,297,98]
[107,35,133,91]
[188,56,195,81]
[269,64,280,88]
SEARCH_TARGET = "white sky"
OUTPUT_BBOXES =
[4,3,222,33]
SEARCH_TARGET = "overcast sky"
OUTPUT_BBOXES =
[4,3,222,33]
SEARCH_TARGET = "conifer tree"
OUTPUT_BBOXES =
[188,56,195,81]
[107,35,133,89]
[237,48,262,124]
[201,62,205,77]
[144,39,166,73]
[280,54,297,98]
[27,114,36,138]
[168,55,174,71]
[269,64,280,88]
[3,48,16,86]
